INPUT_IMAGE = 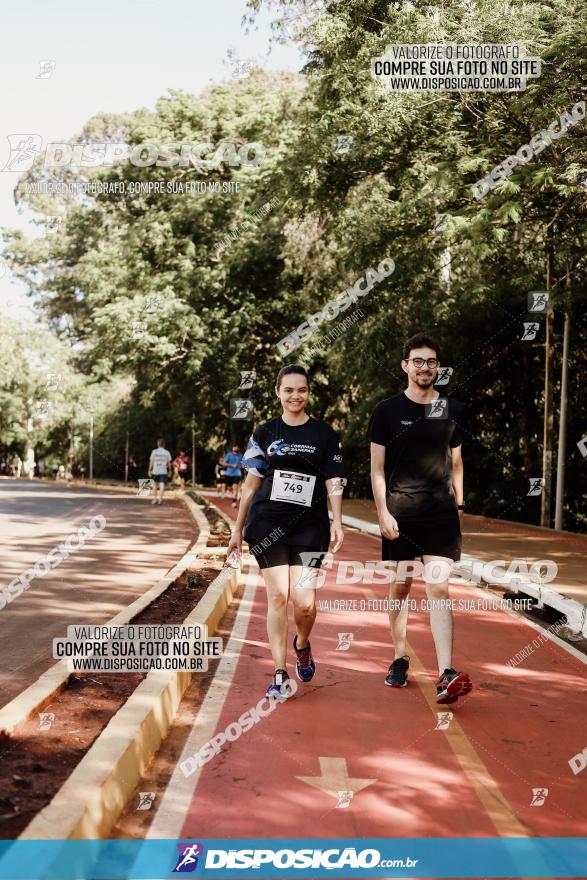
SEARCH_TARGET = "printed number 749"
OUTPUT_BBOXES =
[284,482,302,493]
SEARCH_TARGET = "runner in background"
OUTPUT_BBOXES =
[148,438,172,505]
[369,332,471,704]
[227,364,345,699]
[174,450,191,488]
[127,457,138,483]
[215,456,227,498]
[223,445,243,508]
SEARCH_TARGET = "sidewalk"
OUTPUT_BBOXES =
[145,496,587,845]
[343,499,587,607]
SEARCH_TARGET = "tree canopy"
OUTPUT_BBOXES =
[2,0,586,529]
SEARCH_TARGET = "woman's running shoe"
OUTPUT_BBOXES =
[385,655,410,687]
[266,668,292,700]
[293,635,316,682]
[436,668,472,704]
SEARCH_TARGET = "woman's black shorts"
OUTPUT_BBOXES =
[249,542,326,570]
[382,514,461,562]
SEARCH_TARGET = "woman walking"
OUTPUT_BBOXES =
[227,365,345,699]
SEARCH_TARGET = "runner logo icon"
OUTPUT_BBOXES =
[530,787,549,806]
[295,551,334,589]
[173,843,205,872]
[267,439,291,456]
[426,399,448,419]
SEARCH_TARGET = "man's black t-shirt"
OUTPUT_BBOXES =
[368,393,465,519]
[242,415,345,549]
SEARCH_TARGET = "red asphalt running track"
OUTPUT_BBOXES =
[155,497,587,846]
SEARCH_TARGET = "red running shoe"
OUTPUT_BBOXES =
[436,668,472,704]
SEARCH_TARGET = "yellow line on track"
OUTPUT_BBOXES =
[362,588,529,839]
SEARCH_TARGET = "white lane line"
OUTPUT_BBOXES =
[147,563,259,839]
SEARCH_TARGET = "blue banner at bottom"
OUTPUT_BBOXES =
[0,838,585,879]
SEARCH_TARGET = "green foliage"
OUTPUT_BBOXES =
[2,0,586,528]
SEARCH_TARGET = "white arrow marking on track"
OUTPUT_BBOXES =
[296,757,376,799]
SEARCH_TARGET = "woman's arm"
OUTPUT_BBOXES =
[326,477,344,552]
[227,472,263,554]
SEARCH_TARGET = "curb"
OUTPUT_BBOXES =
[35,479,203,497]
[17,495,247,840]
[338,513,587,637]
[0,496,209,737]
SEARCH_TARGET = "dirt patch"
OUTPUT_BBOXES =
[189,491,231,544]
[0,555,223,839]
[111,583,243,838]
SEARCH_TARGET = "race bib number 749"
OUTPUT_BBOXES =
[270,470,316,507]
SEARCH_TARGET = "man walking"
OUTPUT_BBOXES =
[222,444,243,508]
[148,438,172,506]
[368,332,472,704]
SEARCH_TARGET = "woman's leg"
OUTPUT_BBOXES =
[262,564,291,669]
[289,563,318,649]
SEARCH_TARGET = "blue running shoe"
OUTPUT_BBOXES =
[385,655,409,688]
[266,668,292,700]
[293,634,316,683]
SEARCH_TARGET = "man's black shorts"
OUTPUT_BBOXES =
[152,473,168,484]
[224,475,241,487]
[250,542,326,571]
[382,513,461,562]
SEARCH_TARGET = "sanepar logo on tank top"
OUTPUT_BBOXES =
[267,440,291,456]
[268,440,318,457]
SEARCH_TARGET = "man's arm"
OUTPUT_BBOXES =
[450,444,464,506]
[370,442,399,540]
[148,453,154,477]
[370,443,388,517]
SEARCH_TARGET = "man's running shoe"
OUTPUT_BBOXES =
[385,655,410,688]
[266,668,292,700]
[293,634,316,682]
[436,668,472,704]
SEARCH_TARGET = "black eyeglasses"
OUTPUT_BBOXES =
[407,357,439,369]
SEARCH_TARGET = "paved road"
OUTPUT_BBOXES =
[0,479,198,708]
[144,497,587,851]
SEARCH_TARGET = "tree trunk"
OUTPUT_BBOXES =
[540,248,554,527]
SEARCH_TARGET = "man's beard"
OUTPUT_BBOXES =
[415,373,435,387]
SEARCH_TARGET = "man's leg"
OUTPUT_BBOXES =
[422,555,454,674]
[151,477,158,503]
[159,477,166,502]
[388,569,414,659]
